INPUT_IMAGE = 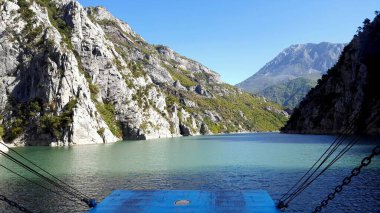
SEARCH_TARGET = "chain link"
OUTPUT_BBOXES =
[312,145,380,213]
[0,194,33,213]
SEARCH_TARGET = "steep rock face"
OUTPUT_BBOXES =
[282,16,380,135]
[0,0,118,145]
[0,0,288,145]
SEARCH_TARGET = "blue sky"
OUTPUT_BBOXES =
[78,0,378,84]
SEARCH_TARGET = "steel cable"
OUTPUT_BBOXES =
[0,150,87,201]
[0,142,89,199]
[0,163,87,207]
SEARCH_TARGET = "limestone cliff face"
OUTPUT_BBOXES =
[0,0,287,146]
[282,15,380,135]
[0,0,118,145]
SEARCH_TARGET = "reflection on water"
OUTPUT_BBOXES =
[0,133,379,212]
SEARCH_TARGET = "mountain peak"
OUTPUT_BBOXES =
[85,5,140,40]
[236,42,345,109]
[236,42,345,93]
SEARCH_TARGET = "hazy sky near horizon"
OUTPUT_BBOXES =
[79,0,378,84]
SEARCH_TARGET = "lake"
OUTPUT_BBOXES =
[0,133,379,212]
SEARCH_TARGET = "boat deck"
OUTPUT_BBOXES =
[89,190,280,213]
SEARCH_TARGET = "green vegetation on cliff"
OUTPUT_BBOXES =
[39,99,78,139]
[162,64,197,87]
[3,99,78,141]
[181,84,287,133]
[95,103,123,138]
[0,115,4,138]
[34,0,73,49]
[0,126,4,138]
[162,82,287,134]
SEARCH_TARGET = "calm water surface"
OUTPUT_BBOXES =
[0,133,379,212]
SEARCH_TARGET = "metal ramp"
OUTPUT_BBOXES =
[89,190,280,213]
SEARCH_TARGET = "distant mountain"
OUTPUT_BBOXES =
[258,77,317,109]
[236,42,345,108]
[282,16,380,135]
[237,42,345,93]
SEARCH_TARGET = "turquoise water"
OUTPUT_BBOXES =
[0,133,379,212]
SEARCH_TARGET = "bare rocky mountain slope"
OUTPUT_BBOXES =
[237,42,345,93]
[282,15,380,135]
[237,42,344,109]
[0,0,287,145]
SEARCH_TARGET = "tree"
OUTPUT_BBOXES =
[363,18,371,30]
[356,26,363,34]
[363,18,371,26]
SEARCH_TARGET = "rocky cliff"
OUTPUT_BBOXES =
[0,0,287,146]
[282,15,380,135]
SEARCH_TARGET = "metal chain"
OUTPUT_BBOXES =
[312,145,380,213]
[0,194,34,213]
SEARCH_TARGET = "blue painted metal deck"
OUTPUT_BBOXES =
[89,190,280,213]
